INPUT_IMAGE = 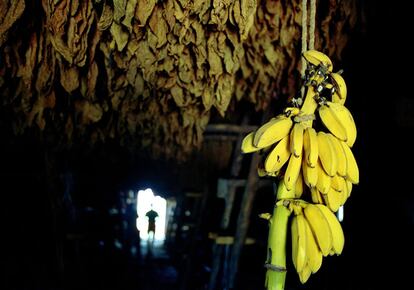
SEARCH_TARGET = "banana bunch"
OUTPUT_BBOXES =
[242,49,359,213]
[289,200,344,283]
[247,50,359,289]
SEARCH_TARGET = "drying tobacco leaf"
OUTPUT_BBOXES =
[0,0,361,161]
[0,0,25,46]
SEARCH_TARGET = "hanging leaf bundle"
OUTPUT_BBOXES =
[0,0,359,160]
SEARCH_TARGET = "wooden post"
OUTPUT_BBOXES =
[228,152,260,288]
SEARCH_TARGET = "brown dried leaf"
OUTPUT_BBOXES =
[207,33,223,77]
[110,22,129,51]
[122,0,138,30]
[149,6,168,48]
[113,0,127,22]
[135,0,156,26]
[214,73,234,116]
[239,0,256,40]
[45,0,94,66]
[59,60,79,93]
[171,84,185,107]
[0,0,25,46]
[97,2,113,31]
[35,33,56,96]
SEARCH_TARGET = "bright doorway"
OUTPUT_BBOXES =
[136,188,166,241]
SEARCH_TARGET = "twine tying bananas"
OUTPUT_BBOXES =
[240,49,359,290]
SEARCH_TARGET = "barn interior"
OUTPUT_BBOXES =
[1,1,413,290]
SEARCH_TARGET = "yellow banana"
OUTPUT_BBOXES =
[298,263,312,284]
[331,174,345,193]
[302,158,318,188]
[290,123,305,158]
[303,127,318,168]
[331,72,347,104]
[264,135,290,173]
[325,101,357,147]
[316,160,331,194]
[302,50,333,72]
[310,186,324,204]
[253,115,293,148]
[265,204,292,290]
[323,187,343,212]
[295,172,304,198]
[284,106,301,117]
[241,131,261,153]
[317,132,337,177]
[326,133,347,177]
[303,204,333,256]
[284,154,302,191]
[276,181,296,199]
[304,217,323,273]
[345,180,353,198]
[291,214,307,273]
[340,141,359,184]
[318,104,348,142]
[315,204,345,255]
[341,180,349,205]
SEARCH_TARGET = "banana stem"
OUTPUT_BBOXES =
[297,85,318,128]
[265,202,291,290]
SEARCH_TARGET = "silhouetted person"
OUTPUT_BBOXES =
[145,207,159,243]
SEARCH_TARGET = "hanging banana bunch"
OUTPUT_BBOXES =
[242,50,359,290]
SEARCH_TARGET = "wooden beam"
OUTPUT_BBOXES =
[204,124,257,134]
[230,115,250,177]
[203,134,240,141]
[228,153,261,288]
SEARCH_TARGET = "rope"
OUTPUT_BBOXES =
[301,0,317,75]
[300,0,308,77]
[264,263,287,272]
[309,0,316,50]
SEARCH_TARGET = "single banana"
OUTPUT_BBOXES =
[291,214,307,273]
[276,181,296,199]
[323,187,343,212]
[325,101,357,147]
[317,132,338,177]
[340,140,359,184]
[304,217,323,273]
[303,204,333,256]
[331,72,347,104]
[302,159,318,188]
[241,131,261,153]
[265,204,292,290]
[253,115,293,148]
[315,204,345,255]
[264,135,291,173]
[318,104,348,142]
[295,173,304,198]
[290,123,305,158]
[310,186,324,204]
[345,180,353,198]
[302,50,333,72]
[331,174,345,193]
[298,263,312,284]
[284,154,303,191]
[316,160,331,194]
[303,127,318,168]
[340,180,349,205]
[326,133,347,177]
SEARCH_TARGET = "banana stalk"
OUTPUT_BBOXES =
[265,199,292,290]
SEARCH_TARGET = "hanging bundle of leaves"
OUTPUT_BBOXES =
[0,0,360,160]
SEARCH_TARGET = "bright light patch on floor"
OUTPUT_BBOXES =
[136,188,166,241]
